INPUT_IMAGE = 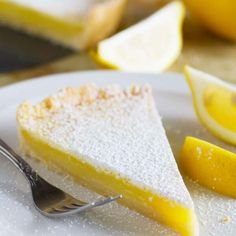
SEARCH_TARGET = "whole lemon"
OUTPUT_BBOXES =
[183,0,236,41]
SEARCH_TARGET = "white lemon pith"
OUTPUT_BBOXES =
[184,66,236,145]
[97,1,185,72]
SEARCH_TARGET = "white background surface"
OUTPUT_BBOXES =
[0,71,235,236]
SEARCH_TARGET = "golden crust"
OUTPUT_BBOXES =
[17,84,152,124]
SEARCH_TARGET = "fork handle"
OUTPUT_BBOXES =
[0,139,37,182]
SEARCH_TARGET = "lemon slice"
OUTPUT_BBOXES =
[180,136,236,198]
[185,65,236,145]
[96,1,185,73]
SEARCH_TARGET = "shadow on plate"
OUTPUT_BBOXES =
[0,26,73,72]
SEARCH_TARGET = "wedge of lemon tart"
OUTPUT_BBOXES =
[17,84,198,236]
[0,0,126,49]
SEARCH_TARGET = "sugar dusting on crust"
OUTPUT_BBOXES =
[17,84,193,207]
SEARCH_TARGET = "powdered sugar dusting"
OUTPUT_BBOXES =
[185,178,236,236]
[18,84,193,207]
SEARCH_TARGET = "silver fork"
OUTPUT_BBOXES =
[0,139,121,217]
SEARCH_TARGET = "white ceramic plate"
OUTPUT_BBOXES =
[0,71,235,236]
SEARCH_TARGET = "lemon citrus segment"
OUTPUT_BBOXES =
[204,86,236,132]
[184,65,236,145]
[96,1,185,73]
[180,136,236,198]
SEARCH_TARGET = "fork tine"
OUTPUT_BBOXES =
[50,208,69,214]
[89,195,122,208]
[67,194,122,210]
[67,195,123,214]
[64,205,78,210]
[70,202,85,207]
[55,207,69,212]
[43,195,122,217]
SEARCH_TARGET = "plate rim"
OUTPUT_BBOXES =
[0,70,235,236]
[0,70,184,92]
[0,70,188,110]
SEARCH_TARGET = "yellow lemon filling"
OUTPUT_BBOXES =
[21,130,197,236]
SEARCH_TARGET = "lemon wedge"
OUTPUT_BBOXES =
[180,136,236,198]
[183,0,236,41]
[96,1,185,73]
[184,65,236,145]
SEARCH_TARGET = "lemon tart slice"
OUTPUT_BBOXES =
[0,0,126,49]
[17,84,198,236]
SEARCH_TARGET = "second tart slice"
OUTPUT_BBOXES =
[17,84,198,236]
